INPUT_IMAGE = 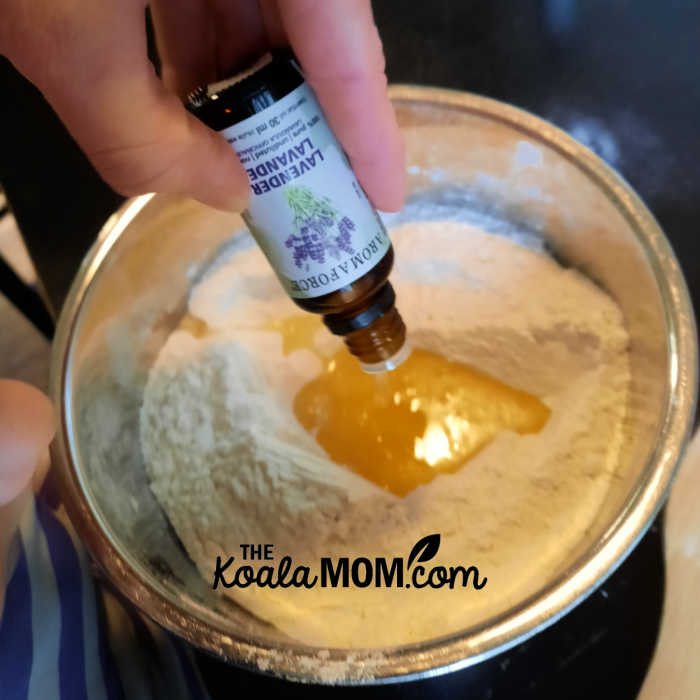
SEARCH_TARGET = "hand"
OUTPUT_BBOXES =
[0,0,404,213]
[0,380,54,614]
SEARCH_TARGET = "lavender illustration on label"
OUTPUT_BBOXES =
[284,185,355,270]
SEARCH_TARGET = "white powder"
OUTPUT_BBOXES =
[140,220,630,649]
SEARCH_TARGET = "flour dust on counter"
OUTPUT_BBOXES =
[140,220,630,649]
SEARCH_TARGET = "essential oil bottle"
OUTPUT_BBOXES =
[187,52,408,372]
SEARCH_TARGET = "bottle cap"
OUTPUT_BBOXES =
[186,51,304,130]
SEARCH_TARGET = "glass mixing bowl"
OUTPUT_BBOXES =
[50,87,697,683]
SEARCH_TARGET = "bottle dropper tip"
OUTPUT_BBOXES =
[359,341,412,374]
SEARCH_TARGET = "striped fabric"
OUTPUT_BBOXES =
[0,496,210,700]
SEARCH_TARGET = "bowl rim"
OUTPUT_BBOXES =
[49,85,698,684]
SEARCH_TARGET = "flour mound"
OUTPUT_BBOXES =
[140,221,630,648]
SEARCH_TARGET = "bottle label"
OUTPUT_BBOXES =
[221,82,391,299]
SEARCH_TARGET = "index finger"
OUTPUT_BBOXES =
[278,0,405,212]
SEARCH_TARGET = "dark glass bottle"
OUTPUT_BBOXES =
[187,52,407,372]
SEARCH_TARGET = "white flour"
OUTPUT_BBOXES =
[140,220,630,649]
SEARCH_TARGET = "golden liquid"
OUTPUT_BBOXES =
[268,315,551,497]
[262,314,324,355]
[178,313,209,338]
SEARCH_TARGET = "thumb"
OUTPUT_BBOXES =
[0,380,55,506]
[10,1,249,213]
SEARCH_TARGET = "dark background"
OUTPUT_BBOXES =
[2,0,698,697]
